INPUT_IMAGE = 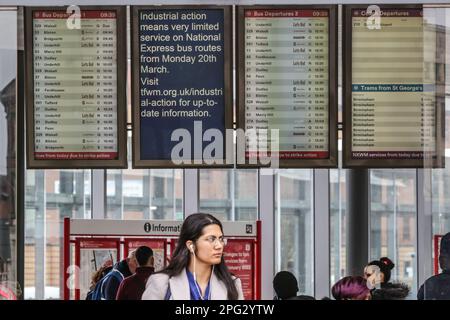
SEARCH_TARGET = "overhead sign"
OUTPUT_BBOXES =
[25,6,127,168]
[343,5,445,167]
[132,6,232,168]
[70,219,257,237]
[237,6,338,168]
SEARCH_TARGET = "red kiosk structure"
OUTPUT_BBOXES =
[63,218,261,300]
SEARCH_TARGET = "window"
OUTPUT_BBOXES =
[370,169,417,295]
[25,170,91,299]
[106,169,183,220]
[0,8,18,300]
[199,169,258,221]
[330,169,347,286]
[275,169,314,295]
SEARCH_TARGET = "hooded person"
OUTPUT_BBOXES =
[418,232,450,300]
[364,257,410,300]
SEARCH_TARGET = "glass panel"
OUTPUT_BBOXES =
[370,169,417,296]
[199,169,258,221]
[25,170,91,299]
[330,169,347,287]
[431,6,450,275]
[106,169,183,220]
[275,169,314,296]
[0,9,18,300]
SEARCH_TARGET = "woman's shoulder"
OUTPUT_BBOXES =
[142,272,171,300]
[148,272,170,284]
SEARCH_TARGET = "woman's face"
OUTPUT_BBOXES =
[194,224,225,266]
[364,265,385,288]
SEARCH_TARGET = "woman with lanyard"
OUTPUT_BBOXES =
[142,213,244,300]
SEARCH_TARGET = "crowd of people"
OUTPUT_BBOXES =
[85,213,450,300]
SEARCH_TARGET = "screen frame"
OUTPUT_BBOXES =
[343,4,445,168]
[131,5,233,168]
[236,5,338,168]
[25,6,128,169]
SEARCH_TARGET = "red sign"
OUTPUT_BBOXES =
[125,238,167,271]
[34,10,116,19]
[125,239,166,253]
[245,9,328,18]
[78,239,119,249]
[434,235,443,275]
[35,152,118,160]
[223,240,255,300]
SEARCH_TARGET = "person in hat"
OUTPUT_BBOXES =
[418,232,450,300]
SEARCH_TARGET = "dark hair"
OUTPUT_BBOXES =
[332,276,371,300]
[135,246,153,267]
[273,271,298,299]
[160,213,239,300]
[368,257,395,283]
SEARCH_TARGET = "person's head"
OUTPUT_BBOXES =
[332,276,371,300]
[135,246,154,268]
[273,271,299,299]
[439,232,450,271]
[364,257,395,284]
[183,215,226,268]
[90,262,112,288]
[126,250,137,274]
[163,213,238,300]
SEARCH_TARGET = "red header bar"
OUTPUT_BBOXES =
[34,10,116,19]
[246,151,329,159]
[35,152,117,160]
[79,239,118,249]
[352,8,422,18]
[245,9,328,18]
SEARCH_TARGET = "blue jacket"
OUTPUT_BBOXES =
[102,259,132,300]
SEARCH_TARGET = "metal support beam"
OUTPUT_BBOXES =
[314,169,330,299]
[417,168,433,294]
[346,169,369,276]
[259,169,274,299]
[92,170,106,219]
[184,169,198,218]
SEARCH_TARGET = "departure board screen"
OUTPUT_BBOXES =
[237,6,337,168]
[26,7,127,168]
[344,5,445,167]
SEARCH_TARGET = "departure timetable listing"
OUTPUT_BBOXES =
[33,10,119,160]
[244,9,330,160]
[351,8,436,160]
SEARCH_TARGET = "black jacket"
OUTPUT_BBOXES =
[102,259,132,300]
[371,282,410,300]
[418,270,450,300]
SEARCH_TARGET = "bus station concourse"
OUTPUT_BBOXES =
[1,0,450,304]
